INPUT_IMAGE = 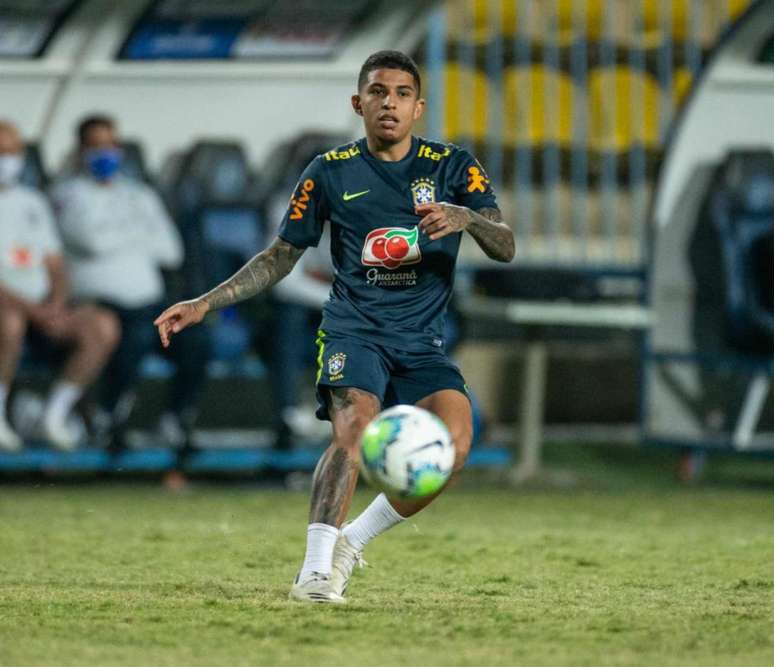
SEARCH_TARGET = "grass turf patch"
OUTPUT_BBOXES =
[2,444,774,666]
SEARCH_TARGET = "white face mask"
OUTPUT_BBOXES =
[0,154,24,186]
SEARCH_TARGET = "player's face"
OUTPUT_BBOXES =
[352,68,425,145]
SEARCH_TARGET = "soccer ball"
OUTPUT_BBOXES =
[359,405,455,499]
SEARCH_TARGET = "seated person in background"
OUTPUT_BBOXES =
[51,114,206,449]
[0,120,119,451]
[267,194,334,448]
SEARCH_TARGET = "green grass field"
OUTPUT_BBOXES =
[2,443,774,666]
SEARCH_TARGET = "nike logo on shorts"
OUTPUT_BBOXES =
[342,190,370,201]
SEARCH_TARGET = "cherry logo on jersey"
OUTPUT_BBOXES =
[362,227,421,270]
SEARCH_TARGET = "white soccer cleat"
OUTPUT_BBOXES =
[0,416,22,452]
[330,533,367,598]
[288,571,346,604]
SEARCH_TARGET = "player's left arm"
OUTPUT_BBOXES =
[416,203,515,262]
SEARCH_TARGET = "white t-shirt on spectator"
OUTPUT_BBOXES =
[0,184,61,304]
[51,174,183,309]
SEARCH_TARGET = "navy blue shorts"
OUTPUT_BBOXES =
[314,330,469,421]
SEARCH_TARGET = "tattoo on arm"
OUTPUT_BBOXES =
[465,207,515,263]
[201,238,304,310]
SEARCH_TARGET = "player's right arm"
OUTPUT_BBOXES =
[154,238,305,348]
[154,155,328,348]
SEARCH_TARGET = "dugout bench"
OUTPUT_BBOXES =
[460,266,653,482]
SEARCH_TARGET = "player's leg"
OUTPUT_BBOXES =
[291,332,392,602]
[309,387,380,525]
[290,386,380,603]
[338,349,472,546]
[388,388,472,517]
[330,389,471,597]
[340,388,471,544]
[0,303,28,450]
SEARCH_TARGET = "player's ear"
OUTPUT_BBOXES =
[413,97,426,121]
[351,94,363,116]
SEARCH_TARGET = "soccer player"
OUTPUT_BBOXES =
[154,50,514,603]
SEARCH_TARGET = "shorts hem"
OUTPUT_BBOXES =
[412,385,471,405]
[315,381,383,422]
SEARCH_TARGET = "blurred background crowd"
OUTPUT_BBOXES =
[0,113,345,454]
[2,0,773,481]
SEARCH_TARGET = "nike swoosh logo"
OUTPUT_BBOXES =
[342,189,370,201]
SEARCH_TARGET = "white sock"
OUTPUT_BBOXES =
[342,493,405,552]
[0,382,8,417]
[44,381,83,426]
[299,523,339,579]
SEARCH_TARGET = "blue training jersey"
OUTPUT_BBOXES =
[277,135,499,352]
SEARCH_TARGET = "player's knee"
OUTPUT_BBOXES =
[328,387,380,454]
[450,422,473,474]
[0,308,27,345]
[332,412,373,455]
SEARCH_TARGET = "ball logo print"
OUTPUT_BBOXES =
[359,405,455,499]
[361,227,421,270]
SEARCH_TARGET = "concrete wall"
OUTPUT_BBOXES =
[0,0,428,174]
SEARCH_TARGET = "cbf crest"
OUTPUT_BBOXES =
[328,352,347,380]
[410,178,436,206]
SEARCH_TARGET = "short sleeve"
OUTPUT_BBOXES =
[277,156,328,249]
[448,148,499,211]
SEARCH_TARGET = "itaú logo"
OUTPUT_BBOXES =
[361,227,422,270]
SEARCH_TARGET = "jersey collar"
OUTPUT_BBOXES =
[357,136,418,198]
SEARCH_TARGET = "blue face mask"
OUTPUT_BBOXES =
[86,148,122,181]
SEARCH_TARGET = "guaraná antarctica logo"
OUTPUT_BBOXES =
[361,226,422,270]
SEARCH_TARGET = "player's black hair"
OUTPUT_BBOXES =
[357,50,421,95]
[77,114,116,146]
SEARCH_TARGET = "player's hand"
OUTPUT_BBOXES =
[153,298,210,348]
[416,202,473,241]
